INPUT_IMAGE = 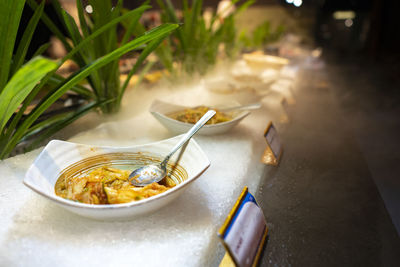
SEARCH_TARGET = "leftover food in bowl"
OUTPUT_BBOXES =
[150,99,251,135]
[167,106,232,124]
[55,166,177,205]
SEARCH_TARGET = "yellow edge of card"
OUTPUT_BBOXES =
[218,187,248,236]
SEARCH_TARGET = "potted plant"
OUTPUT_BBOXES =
[0,0,178,159]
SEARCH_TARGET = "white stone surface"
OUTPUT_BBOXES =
[0,63,297,267]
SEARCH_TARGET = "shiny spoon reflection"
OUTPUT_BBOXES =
[129,110,216,186]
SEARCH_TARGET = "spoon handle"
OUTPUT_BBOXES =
[219,102,262,112]
[161,110,216,166]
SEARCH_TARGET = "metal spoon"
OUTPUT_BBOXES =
[218,102,262,112]
[129,110,216,186]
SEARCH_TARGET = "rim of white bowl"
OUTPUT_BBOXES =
[23,137,210,210]
[149,99,251,128]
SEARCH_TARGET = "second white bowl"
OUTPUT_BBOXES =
[149,99,250,135]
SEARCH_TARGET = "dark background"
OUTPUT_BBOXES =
[21,0,400,63]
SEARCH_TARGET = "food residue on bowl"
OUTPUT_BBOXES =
[55,166,176,205]
[167,106,232,124]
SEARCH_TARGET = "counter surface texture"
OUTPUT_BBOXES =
[0,62,289,267]
[258,67,400,266]
[1,60,399,266]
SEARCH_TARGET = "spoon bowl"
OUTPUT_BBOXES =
[129,164,166,186]
[129,110,216,186]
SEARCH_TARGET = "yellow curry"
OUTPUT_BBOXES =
[55,166,175,204]
[168,106,232,124]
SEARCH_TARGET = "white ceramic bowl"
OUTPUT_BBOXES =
[150,99,250,135]
[243,53,289,70]
[23,136,210,220]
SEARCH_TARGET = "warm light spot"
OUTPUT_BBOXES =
[293,0,302,7]
[333,11,356,20]
[345,19,353,27]
[85,5,93,14]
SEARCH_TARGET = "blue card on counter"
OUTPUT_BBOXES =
[218,187,268,267]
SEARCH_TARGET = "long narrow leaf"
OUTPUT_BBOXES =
[163,0,187,51]
[118,37,166,106]
[188,0,202,47]
[0,57,57,133]
[23,112,72,138]
[120,6,146,46]
[18,4,152,104]
[32,42,51,58]
[11,1,45,76]
[24,101,103,151]
[3,24,179,156]
[90,0,115,55]
[61,9,84,47]
[155,40,174,73]
[48,75,95,99]
[61,5,151,66]
[75,1,97,77]
[0,0,25,90]
[236,0,255,14]
[26,0,73,52]
[76,0,90,38]
[50,0,69,32]
[107,0,122,52]
[131,60,155,91]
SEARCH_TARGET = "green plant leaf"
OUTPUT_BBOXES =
[118,37,167,106]
[26,0,73,52]
[59,8,94,70]
[24,101,104,151]
[120,4,147,46]
[236,0,255,14]
[76,0,90,38]
[3,23,179,157]
[162,0,187,51]
[11,0,45,76]
[0,72,91,155]
[188,0,202,48]
[61,9,84,47]
[32,42,51,58]
[130,60,155,91]
[47,74,95,99]
[25,4,152,102]
[155,40,174,73]
[0,57,57,134]
[0,0,26,90]
[155,0,255,76]
[60,5,151,65]
[90,0,116,55]
[23,112,72,138]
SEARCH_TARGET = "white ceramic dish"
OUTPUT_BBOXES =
[150,99,250,135]
[23,136,210,220]
[243,53,289,70]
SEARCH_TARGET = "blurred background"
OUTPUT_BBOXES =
[21,0,400,62]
